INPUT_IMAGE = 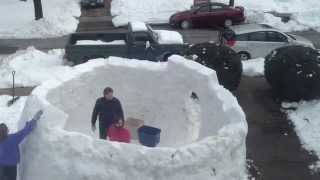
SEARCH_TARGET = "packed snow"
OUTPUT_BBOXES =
[0,0,81,38]
[111,0,320,32]
[0,47,71,88]
[76,40,126,45]
[18,56,248,180]
[242,58,265,77]
[282,101,320,172]
[0,95,27,132]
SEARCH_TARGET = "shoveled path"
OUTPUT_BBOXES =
[234,76,320,180]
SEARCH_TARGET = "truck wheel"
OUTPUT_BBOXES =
[156,52,175,62]
[181,20,192,29]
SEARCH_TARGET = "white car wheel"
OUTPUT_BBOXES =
[224,19,233,27]
[181,20,191,29]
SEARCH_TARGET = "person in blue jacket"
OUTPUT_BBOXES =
[0,110,43,180]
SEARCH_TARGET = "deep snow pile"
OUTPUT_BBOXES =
[19,56,248,180]
[111,0,193,27]
[216,0,320,31]
[282,101,320,172]
[0,0,80,38]
[0,95,27,132]
[0,47,71,88]
[242,58,265,77]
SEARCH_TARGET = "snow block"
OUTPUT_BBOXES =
[18,56,247,180]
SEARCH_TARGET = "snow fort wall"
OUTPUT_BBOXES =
[18,56,248,180]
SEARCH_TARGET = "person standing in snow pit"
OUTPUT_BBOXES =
[107,117,131,143]
[91,87,124,139]
[0,110,43,180]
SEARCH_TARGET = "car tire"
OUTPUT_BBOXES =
[181,20,192,29]
[224,19,233,27]
[238,52,251,61]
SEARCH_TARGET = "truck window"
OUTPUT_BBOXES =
[132,32,152,45]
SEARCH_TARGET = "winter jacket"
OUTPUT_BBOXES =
[0,120,37,166]
[107,126,131,143]
[91,97,124,128]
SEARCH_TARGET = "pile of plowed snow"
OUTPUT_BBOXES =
[0,0,80,38]
[18,55,248,180]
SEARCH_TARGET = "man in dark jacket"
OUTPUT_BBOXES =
[91,87,124,139]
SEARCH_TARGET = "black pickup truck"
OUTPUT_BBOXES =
[65,23,189,65]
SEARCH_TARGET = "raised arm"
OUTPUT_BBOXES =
[12,110,43,143]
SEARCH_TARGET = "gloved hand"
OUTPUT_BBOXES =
[91,124,96,132]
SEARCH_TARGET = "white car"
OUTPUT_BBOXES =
[226,24,315,60]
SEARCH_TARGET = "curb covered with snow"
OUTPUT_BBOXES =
[18,56,247,180]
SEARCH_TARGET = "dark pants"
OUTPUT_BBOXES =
[0,165,17,180]
[99,122,112,139]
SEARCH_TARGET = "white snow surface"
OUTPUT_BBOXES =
[18,56,248,180]
[0,96,27,132]
[0,0,81,38]
[283,100,320,171]
[76,40,126,45]
[242,58,265,77]
[111,0,193,27]
[130,21,148,32]
[111,0,320,31]
[0,48,71,88]
[155,30,184,44]
[215,0,320,32]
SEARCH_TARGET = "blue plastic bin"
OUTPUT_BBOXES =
[138,125,161,147]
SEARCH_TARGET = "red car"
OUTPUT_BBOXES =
[169,2,245,29]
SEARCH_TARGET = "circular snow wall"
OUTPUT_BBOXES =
[18,56,247,180]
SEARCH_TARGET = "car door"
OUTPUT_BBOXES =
[191,5,211,27]
[210,4,227,26]
[265,31,289,52]
[247,31,269,58]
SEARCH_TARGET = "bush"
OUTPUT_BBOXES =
[265,45,320,101]
[184,42,242,91]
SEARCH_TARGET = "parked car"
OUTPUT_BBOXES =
[224,24,315,60]
[169,2,245,29]
[65,22,188,64]
[80,0,104,8]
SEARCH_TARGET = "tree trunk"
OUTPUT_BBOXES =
[229,0,235,6]
[33,0,43,20]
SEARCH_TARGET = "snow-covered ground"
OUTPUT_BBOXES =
[111,0,320,32]
[0,0,81,38]
[0,95,27,132]
[282,101,320,172]
[242,58,265,77]
[111,0,193,27]
[0,47,71,88]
